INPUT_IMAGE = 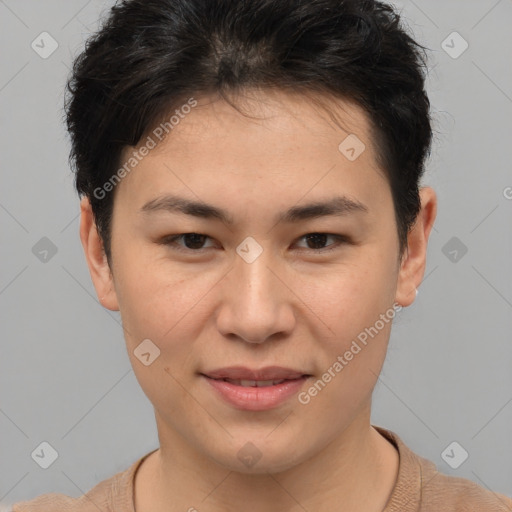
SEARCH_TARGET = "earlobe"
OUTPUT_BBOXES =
[394,186,437,307]
[79,196,119,311]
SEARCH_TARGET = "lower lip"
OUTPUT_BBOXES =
[202,375,311,411]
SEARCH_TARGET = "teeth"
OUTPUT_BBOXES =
[224,378,286,387]
[240,379,257,387]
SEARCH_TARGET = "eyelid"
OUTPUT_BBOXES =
[158,233,217,252]
[159,232,350,253]
[293,233,349,253]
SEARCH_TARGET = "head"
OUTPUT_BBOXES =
[71,0,436,473]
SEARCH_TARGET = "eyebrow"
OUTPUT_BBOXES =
[139,193,369,225]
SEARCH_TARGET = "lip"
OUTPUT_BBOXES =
[200,366,312,411]
[202,365,308,381]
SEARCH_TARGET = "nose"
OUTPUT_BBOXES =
[215,247,296,344]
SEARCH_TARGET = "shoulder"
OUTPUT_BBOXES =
[9,450,156,512]
[420,470,512,511]
[374,425,512,512]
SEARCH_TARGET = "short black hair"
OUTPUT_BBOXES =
[65,0,433,266]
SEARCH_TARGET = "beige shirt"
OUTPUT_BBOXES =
[10,426,512,511]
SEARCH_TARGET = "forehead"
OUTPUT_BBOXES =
[114,89,389,213]
[149,89,375,152]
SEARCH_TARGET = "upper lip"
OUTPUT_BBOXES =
[201,366,310,381]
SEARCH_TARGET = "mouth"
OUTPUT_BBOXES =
[199,367,312,411]
[201,365,310,382]
[208,377,294,387]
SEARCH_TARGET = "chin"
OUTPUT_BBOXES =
[206,435,308,475]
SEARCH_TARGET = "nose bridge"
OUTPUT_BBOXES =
[234,235,276,298]
[238,248,275,304]
[216,241,294,343]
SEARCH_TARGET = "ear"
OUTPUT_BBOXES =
[395,186,437,307]
[79,196,119,311]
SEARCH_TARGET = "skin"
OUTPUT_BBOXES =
[80,89,437,512]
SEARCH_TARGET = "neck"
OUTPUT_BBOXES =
[135,411,398,512]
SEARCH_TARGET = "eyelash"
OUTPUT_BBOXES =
[158,232,350,254]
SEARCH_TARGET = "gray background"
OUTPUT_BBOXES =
[1,0,511,505]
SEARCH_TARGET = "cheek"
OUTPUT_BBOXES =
[293,255,397,404]
[297,259,396,345]
[297,300,394,421]
[115,257,217,357]
[116,265,205,412]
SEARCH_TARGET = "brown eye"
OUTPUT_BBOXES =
[295,233,348,252]
[159,233,216,251]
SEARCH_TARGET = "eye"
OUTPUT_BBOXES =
[158,233,217,252]
[158,232,350,254]
[294,233,349,252]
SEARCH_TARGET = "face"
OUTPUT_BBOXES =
[81,89,433,474]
